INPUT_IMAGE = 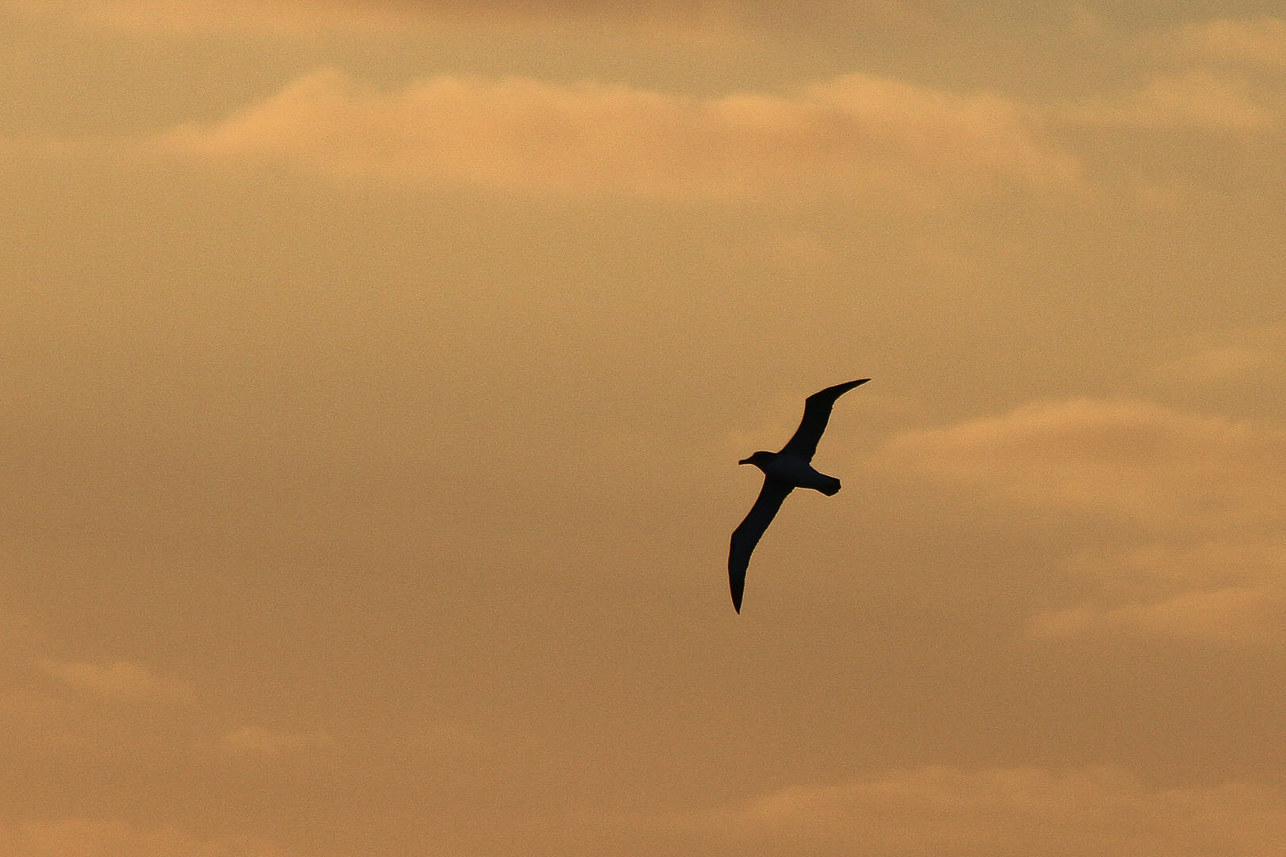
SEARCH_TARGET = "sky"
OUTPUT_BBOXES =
[2,1,1286,854]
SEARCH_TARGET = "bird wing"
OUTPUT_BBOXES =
[778,378,869,462]
[728,479,794,613]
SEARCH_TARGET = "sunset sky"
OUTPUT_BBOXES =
[3,1,1286,854]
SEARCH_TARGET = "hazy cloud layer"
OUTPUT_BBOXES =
[881,398,1286,643]
[1168,15,1286,71]
[1050,16,1286,131]
[4,0,407,34]
[1061,68,1283,130]
[0,817,296,857]
[663,766,1286,856]
[1149,327,1286,388]
[1032,579,1286,644]
[880,398,1286,530]
[0,625,198,753]
[6,4,1286,855]
[4,0,910,35]
[1154,345,1275,386]
[158,68,1079,202]
[37,659,195,705]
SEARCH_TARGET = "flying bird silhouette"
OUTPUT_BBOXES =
[729,379,869,613]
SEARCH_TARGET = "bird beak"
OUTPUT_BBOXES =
[738,457,752,465]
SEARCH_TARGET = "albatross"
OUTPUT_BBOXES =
[729,378,869,613]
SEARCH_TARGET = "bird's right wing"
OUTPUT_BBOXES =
[728,479,793,613]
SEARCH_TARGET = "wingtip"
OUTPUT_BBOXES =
[812,378,870,398]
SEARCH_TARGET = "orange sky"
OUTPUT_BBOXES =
[3,1,1286,855]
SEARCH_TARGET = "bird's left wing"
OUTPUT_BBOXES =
[728,479,794,613]
[779,379,869,462]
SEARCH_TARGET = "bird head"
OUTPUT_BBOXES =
[738,451,776,470]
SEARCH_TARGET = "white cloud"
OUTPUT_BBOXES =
[655,766,1286,856]
[157,68,1081,204]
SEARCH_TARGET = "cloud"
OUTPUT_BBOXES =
[880,399,1286,644]
[1059,538,1286,594]
[1149,328,1286,387]
[0,630,201,750]
[1169,16,1286,72]
[1154,344,1271,385]
[655,766,1286,856]
[1056,17,1286,132]
[4,0,913,36]
[1060,69,1282,130]
[157,68,1081,203]
[2,0,405,35]
[219,725,336,755]
[37,659,195,705]
[1032,584,1286,644]
[0,817,295,857]
[878,398,1286,531]
[1029,538,1286,644]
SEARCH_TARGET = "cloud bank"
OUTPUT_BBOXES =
[0,817,295,857]
[661,766,1286,857]
[1059,17,1286,131]
[1169,16,1286,72]
[880,398,1286,643]
[5,0,911,36]
[880,398,1286,530]
[1061,69,1283,131]
[37,659,195,705]
[158,68,1081,203]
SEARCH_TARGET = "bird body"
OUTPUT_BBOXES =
[739,450,841,496]
[728,378,868,613]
